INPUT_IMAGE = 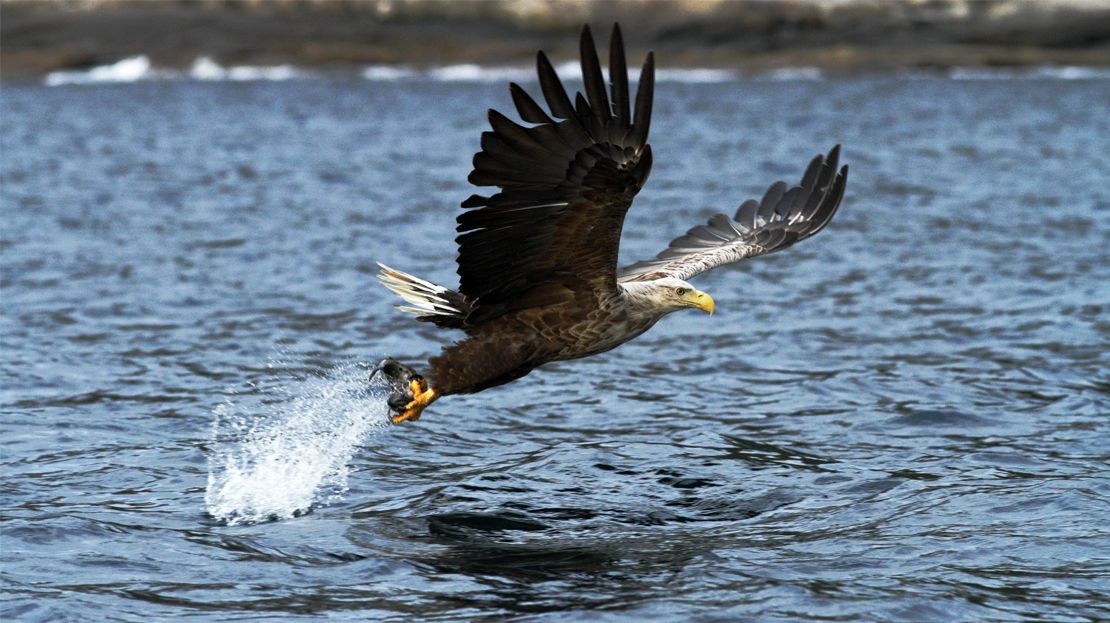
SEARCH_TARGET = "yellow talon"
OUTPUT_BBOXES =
[391,378,439,424]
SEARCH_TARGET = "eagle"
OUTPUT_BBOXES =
[371,24,848,424]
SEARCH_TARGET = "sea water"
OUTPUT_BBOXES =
[2,68,1108,621]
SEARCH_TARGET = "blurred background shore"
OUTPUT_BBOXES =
[3,0,1110,81]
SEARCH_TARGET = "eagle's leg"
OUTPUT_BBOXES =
[370,358,440,425]
[394,377,439,424]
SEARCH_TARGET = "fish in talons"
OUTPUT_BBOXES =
[370,359,440,424]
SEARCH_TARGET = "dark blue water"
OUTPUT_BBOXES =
[2,72,1109,622]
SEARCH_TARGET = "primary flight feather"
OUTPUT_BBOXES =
[373,24,848,424]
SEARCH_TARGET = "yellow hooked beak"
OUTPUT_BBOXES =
[684,289,715,315]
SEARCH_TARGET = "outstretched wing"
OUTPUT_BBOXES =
[619,146,848,283]
[456,24,654,323]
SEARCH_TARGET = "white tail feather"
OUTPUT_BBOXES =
[377,263,461,317]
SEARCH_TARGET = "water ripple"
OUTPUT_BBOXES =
[2,75,1108,621]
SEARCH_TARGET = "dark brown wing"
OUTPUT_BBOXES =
[456,24,654,323]
[620,146,848,282]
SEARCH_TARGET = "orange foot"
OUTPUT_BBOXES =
[391,377,439,424]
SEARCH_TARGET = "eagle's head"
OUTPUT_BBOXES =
[627,277,715,316]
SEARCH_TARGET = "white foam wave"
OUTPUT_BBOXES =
[205,360,391,525]
[44,56,309,86]
[190,57,303,81]
[360,61,738,83]
[428,64,535,82]
[42,56,1110,88]
[362,65,419,80]
[758,67,823,81]
[1034,66,1110,80]
[949,65,1110,80]
[657,68,737,83]
[543,61,733,83]
[44,56,165,86]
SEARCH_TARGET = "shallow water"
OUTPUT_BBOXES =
[2,73,1109,621]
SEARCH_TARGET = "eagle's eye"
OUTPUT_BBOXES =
[675,287,688,296]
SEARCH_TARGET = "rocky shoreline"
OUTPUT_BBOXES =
[3,0,1109,81]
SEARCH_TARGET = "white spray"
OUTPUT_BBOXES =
[205,359,391,525]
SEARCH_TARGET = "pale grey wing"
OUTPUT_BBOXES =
[619,146,848,283]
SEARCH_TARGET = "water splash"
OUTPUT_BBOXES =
[205,360,391,525]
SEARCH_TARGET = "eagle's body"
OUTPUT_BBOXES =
[373,25,848,423]
[421,280,673,395]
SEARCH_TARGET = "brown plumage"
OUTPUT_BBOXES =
[374,24,848,423]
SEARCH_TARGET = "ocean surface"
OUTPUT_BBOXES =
[2,67,1109,621]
